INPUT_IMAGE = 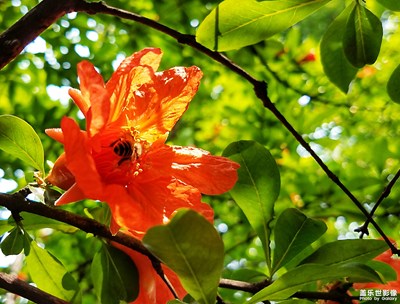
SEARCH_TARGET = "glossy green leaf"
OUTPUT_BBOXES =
[300,239,387,265]
[223,140,280,271]
[320,4,357,92]
[0,227,24,255]
[0,115,44,174]
[376,0,400,11]
[387,64,400,103]
[247,263,383,303]
[143,209,224,304]
[91,243,139,304]
[272,208,327,273]
[343,3,383,68]
[26,240,80,301]
[196,0,331,51]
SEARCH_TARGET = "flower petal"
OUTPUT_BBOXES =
[170,146,239,195]
[55,183,86,205]
[104,176,212,236]
[135,66,203,142]
[75,60,105,116]
[112,241,186,304]
[86,84,110,136]
[61,117,104,198]
[46,153,75,190]
[143,144,239,195]
[106,48,162,94]
[45,128,64,143]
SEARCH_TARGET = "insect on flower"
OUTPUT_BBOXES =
[45,47,240,237]
[110,138,144,165]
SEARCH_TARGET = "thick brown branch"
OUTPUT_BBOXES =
[0,0,83,69]
[71,1,397,252]
[0,191,150,257]
[0,272,68,304]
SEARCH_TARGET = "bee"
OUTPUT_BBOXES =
[110,139,142,166]
[110,139,133,165]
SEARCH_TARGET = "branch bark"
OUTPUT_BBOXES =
[0,272,68,304]
[0,0,84,69]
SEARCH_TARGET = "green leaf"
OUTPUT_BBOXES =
[196,0,331,51]
[91,243,139,304]
[387,64,400,103]
[320,4,358,93]
[376,0,400,11]
[367,260,397,282]
[223,140,280,272]
[0,227,24,255]
[26,240,80,301]
[343,3,383,68]
[0,115,44,174]
[300,239,387,265]
[272,208,327,273]
[8,212,78,233]
[143,209,224,304]
[247,263,383,303]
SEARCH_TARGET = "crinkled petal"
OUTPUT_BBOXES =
[143,144,239,195]
[106,48,162,94]
[86,84,110,136]
[107,66,153,125]
[61,117,104,198]
[135,66,203,142]
[105,176,212,236]
[170,146,239,195]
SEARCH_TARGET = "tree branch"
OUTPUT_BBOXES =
[0,190,151,257]
[0,0,84,69]
[0,272,68,304]
[70,1,397,251]
[1,0,396,251]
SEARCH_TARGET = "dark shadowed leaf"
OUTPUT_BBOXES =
[223,140,280,272]
[196,0,331,51]
[143,209,224,304]
[0,227,24,255]
[272,208,327,273]
[91,243,139,304]
[343,3,383,68]
[376,0,400,11]
[387,64,400,103]
[320,4,357,92]
[0,115,44,174]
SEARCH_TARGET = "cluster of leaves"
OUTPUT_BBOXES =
[0,116,396,303]
[1,0,400,303]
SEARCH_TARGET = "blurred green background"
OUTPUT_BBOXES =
[1,0,400,302]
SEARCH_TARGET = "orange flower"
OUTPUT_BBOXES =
[353,246,400,292]
[46,48,239,236]
[113,241,186,303]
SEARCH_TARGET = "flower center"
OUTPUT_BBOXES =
[92,129,148,184]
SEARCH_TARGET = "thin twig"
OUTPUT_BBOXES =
[355,169,400,241]
[71,1,398,252]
